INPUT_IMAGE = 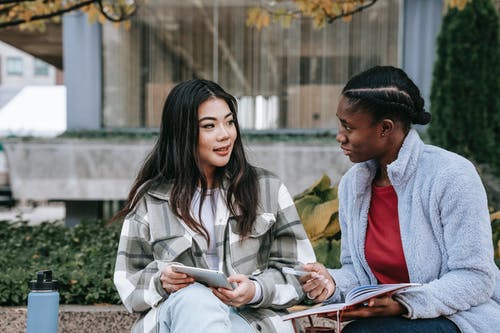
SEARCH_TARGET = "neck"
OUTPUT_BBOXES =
[374,167,391,187]
[374,130,407,186]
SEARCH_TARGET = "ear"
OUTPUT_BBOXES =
[380,119,394,137]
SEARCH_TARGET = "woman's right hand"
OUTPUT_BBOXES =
[160,265,195,294]
[300,262,336,303]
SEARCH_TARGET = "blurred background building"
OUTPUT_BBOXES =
[0,0,446,224]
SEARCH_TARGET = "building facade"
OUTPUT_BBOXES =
[65,0,443,132]
[5,0,445,224]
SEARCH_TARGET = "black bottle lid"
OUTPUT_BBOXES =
[28,270,59,291]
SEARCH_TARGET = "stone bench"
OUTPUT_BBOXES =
[0,304,338,332]
[0,305,138,333]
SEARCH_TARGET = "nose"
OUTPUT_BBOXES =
[217,124,230,141]
[336,130,346,144]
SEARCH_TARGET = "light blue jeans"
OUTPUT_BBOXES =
[157,282,255,333]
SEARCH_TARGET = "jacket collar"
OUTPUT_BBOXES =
[146,181,172,200]
[353,129,423,195]
[146,177,230,201]
[386,129,423,186]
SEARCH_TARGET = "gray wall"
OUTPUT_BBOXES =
[402,0,443,110]
[3,140,352,201]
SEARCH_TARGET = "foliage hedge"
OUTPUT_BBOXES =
[0,219,122,306]
[0,211,499,306]
[428,0,500,176]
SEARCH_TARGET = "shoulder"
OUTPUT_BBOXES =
[338,161,373,196]
[254,166,279,180]
[420,144,479,179]
[125,182,172,223]
[417,145,487,205]
[253,166,284,188]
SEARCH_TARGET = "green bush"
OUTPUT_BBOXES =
[492,212,500,268]
[293,174,341,269]
[0,195,497,306]
[0,219,122,306]
[428,0,500,176]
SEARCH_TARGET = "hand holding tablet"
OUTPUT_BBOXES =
[170,264,235,290]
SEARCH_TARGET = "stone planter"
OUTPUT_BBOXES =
[2,138,351,202]
[0,305,138,333]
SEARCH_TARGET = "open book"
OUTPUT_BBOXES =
[282,283,419,321]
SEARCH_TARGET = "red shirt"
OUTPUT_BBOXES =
[365,185,410,284]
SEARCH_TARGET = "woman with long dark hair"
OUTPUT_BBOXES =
[113,79,316,333]
[300,66,500,332]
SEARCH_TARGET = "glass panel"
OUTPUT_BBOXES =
[6,56,23,76]
[102,0,401,130]
[33,59,49,76]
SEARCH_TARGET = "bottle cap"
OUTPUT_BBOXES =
[28,270,59,291]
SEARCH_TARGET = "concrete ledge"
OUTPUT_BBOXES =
[3,139,351,201]
[0,305,138,333]
[0,304,339,332]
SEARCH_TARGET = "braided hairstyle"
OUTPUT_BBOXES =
[342,66,431,133]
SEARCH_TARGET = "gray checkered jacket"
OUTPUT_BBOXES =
[114,168,316,333]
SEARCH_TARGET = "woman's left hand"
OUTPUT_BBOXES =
[211,274,255,307]
[321,294,407,320]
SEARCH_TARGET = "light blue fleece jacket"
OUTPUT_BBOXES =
[328,129,500,333]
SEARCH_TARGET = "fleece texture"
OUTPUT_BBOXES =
[328,129,500,333]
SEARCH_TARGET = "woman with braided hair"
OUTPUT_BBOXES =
[298,66,500,332]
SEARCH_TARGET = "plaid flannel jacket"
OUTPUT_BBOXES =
[114,168,316,333]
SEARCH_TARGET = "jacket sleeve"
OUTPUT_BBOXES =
[250,181,317,309]
[394,162,497,318]
[327,174,367,303]
[113,210,169,313]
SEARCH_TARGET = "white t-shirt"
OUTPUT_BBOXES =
[191,188,219,270]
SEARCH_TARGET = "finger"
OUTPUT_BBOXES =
[164,266,189,278]
[315,285,331,302]
[298,272,318,284]
[302,276,323,293]
[340,307,376,320]
[162,282,192,293]
[228,274,248,283]
[302,262,324,272]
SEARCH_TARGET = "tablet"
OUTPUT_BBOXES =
[170,264,235,290]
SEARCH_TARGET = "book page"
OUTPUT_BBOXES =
[345,283,419,306]
[281,302,346,321]
[281,283,420,321]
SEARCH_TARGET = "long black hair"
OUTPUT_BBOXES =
[342,66,431,132]
[113,79,259,241]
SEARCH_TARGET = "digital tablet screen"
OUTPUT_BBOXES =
[170,265,234,290]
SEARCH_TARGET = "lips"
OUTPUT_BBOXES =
[340,145,350,155]
[214,144,231,155]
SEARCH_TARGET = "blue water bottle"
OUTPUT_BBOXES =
[27,270,59,333]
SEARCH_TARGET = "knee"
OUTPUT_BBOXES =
[164,282,227,313]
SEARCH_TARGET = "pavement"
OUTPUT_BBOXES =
[0,202,65,224]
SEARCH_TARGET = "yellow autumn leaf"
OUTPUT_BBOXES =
[123,20,131,30]
[322,212,340,238]
[342,15,353,22]
[300,198,339,241]
[491,211,500,222]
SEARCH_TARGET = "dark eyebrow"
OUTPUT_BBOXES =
[199,112,234,122]
[336,113,347,123]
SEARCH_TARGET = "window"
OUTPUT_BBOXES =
[102,0,401,130]
[34,59,49,76]
[6,57,23,76]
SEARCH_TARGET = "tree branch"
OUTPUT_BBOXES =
[325,0,378,23]
[0,0,95,28]
[0,0,137,29]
